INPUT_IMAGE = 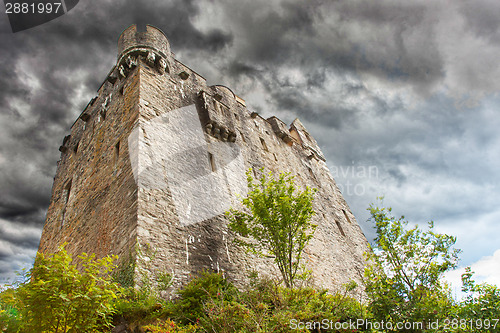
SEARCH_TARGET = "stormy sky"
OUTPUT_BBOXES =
[1,0,499,292]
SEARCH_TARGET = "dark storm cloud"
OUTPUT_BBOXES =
[0,0,233,283]
[2,0,500,285]
[218,0,444,98]
[0,0,233,222]
[459,0,500,43]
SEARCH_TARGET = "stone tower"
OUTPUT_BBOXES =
[39,25,369,292]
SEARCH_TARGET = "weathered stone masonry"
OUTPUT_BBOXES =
[39,24,370,293]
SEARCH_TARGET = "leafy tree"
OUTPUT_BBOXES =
[364,201,460,330]
[227,169,317,288]
[457,267,500,331]
[14,245,120,333]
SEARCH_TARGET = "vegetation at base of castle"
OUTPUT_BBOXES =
[1,265,368,332]
[113,250,136,288]
[119,270,369,333]
[3,202,500,332]
[226,169,317,289]
[0,244,120,333]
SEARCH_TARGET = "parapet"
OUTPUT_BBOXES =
[117,24,171,61]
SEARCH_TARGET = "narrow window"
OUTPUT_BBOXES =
[213,100,220,113]
[73,142,79,154]
[273,153,278,161]
[260,137,269,152]
[114,141,120,165]
[208,152,216,172]
[252,167,258,178]
[239,131,246,143]
[61,180,72,228]
[336,221,346,237]
[342,209,352,224]
[307,166,316,180]
[64,180,72,204]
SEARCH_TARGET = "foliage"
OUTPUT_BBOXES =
[364,201,460,330]
[113,250,136,288]
[118,271,368,332]
[113,244,174,323]
[13,245,120,333]
[200,274,368,332]
[454,267,500,332]
[172,270,238,325]
[142,318,199,333]
[227,169,317,288]
[157,272,174,292]
[114,285,168,323]
[0,288,21,333]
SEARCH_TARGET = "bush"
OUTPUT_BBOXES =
[114,285,169,323]
[172,270,238,325]
[142,318,199,333]
[194,273,368,332]
[0,288,21,333]
[13,245,120,333]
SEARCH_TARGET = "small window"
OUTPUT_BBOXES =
[260,138,269,152]
[239,131,246,143]
[252,167,258,178]
[208,152,216,172]
[335,221,345,237]
[213,100,221,113]
[61,180,72,228]
[64,180,72,204]
[115,141,120,164]
[178,71,190,80]
[73,142,79,154]
[342,209,352,224]
[336,220,346,237]
[307,166,318,182]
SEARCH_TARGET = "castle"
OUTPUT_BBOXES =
[38,25,369,292]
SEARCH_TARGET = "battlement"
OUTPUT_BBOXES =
[118,24,171,60]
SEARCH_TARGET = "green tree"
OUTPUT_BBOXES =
[226,169,317,288]
[456,267,500,332]
[14,245,120,333]
[364,201,460,331]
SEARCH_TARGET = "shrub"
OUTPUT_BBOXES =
[172,271,238,325]
[14,245,120,333]
[142,318,199,333]
[200,274,368,332]
[0,288,21,333]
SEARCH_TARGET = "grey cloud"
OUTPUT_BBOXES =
[1,0,500,286]
[459,0,500,43]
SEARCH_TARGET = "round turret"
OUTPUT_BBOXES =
[117,24,171,61]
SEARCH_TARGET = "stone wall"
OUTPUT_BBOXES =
[39,24,369,294]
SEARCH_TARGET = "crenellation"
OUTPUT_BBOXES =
[39,24,369,295]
